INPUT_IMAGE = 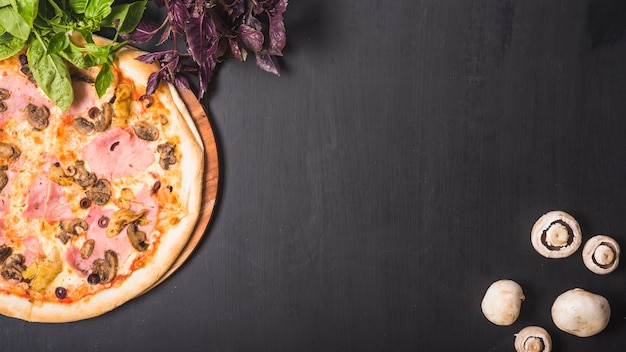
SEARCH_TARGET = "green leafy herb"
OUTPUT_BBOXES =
[0,0,146,111]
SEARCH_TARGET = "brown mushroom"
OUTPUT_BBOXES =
[0,142,20,160]
[157,142,177,170]
[133,121,159,141]
[80,239,95,259]
[85,179,112,205]
[127,222,148,251]
[0,88,10,100]
[25,103,50,130]
[93,103,113,132]
[0,165,8,192]
[56,218,89,244]
[106,208,147,237]
[1,254,26,281]
[49,162,74,186]
[72,117,95,135]
[91,250,118,284]
[68,160,97,188]
[0,245,12,263]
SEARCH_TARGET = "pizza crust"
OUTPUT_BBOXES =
[0,40,206,322]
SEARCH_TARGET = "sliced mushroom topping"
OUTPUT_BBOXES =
[0,245,12,263]
[70,160,97,188]
[0,165,8,192]
[56,218,89,244]
[139,94,154,108]
[0,142,20,160]
[91,250,118,284]
[531,210,582,258]
[582,235,620,274]
[127,222,148,251]
[133,121,159,141]
[159,114,168,125]
[25,103,50,130]
[1,254,26,281]
[0,88,10,100]
[85,179,112,206]
[49,163,74,186]
[80,239,95,259]
[157,142,177,170]
[72,117,95,135]
[106,208,147,238]
[93,103,113,132]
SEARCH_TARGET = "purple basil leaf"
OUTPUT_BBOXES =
[245,15,263,30]
[174,74,191,91]
[228,38,247,61]
[185,16,205,63]
[267,0,287,55]
[169,0,189,33]
[136,51,168,64]
[198,57,216,98]
[145,71,163,95]
[273,0,288,13]
[157,24,173,45]
[255,52,280,75]
[238,24,264,52]
[123,19,163,43]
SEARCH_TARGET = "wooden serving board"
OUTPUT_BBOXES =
[145,88,219,291]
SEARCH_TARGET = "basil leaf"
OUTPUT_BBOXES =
[59,42,87,67]
[16,0,38,27]
[0,34,24,60]
[84,0,113,20]
[68,0,88,14]
[84,42,109,59]
[101,0,146,33]
[0,7,31,40]
[94,62,112,97]
[47,31,69,54]
[27,36,73,111]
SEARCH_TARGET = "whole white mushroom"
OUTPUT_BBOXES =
[551,288,610,337]
[481,279,525,326]
[514,326,552,352]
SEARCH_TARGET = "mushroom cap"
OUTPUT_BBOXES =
[551,288,610,337]
[514,326,552,352]
[531,210,582,258]
[582,235,620,275]
[481,279,525,326]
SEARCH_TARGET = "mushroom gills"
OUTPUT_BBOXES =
[541,220,574,250]
[514,326,552,352]
[1,254,26,281]
[531,211,582,258]
[91,250,118,284]
[0,142,20,160]
[25,104,50,130]
[582,235,620,274]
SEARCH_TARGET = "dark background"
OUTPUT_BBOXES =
[3,0,626,350]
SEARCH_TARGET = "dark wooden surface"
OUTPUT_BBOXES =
[4,0,626,350]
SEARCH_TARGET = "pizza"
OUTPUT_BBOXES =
[0,41,204,322]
